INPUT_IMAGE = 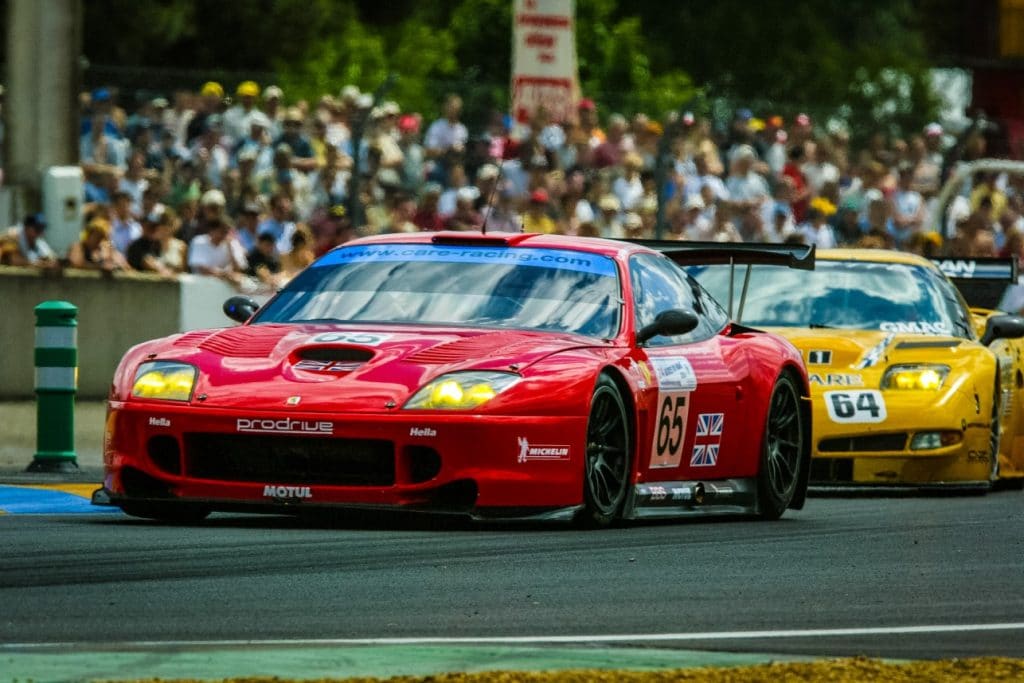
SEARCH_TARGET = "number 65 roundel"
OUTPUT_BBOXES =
[823,390,887,424]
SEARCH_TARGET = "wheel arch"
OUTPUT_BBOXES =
[781,361,813,510]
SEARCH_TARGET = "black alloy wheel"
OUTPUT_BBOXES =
[758,373,804,520]
[580,374,632,527]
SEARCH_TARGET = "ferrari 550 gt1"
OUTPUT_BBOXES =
[94,232,812,524]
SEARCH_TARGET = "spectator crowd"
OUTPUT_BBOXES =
[2,79,1022,289]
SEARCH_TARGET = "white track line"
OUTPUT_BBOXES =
[4,622,1024,650]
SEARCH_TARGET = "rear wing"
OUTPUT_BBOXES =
[628,240,815,270]
[626,240,816,322]
[932,257,1018,309]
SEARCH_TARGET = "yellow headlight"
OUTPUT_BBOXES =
[404,371,520,410]
[131,362,197,401]
[882,365,949,391]
[133,371,167,397]
[430,380,464,407]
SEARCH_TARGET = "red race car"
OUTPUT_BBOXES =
[93,232,813,525]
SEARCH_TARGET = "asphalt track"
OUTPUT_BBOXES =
[1,486,1023,680]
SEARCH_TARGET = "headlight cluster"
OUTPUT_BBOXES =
[131,361,197,401]
[881,364,949,391]
[404,371,519,410]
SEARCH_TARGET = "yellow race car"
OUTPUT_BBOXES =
[689,249,1024,491]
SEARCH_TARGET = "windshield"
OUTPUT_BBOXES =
[688,260,969,336]
[252,243,621,338]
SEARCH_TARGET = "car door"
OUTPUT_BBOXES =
[629,253,747,480]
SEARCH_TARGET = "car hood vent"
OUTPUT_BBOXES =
[198,325,292,357]
[405,332,545,364]
[297,347,374,362]
[173,330,215,347]
[895,340,962,350]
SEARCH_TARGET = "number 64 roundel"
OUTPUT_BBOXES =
[823,390,887,424]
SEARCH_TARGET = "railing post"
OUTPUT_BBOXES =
[29,300,78,472]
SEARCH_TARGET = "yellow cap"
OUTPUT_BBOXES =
[200,81,224,98]
[236,80,259,98]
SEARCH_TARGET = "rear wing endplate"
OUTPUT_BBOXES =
[932,257,1018,309]
[931,257,1017,282]
[626,240,816,322]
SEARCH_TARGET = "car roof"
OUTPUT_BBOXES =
[341,231,654,260]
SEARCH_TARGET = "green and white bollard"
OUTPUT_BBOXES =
[28,301,79,473]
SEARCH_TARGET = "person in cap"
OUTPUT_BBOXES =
[234,110,274,174]
[413,183,445,232]
[260,85,284,138]
[273,107,317,172]
[595,193,623,238]
[1,213,57,267]
[444,186,483,231]
[521,188,557,234]
[725,143,769,211]
[186,81,225,144]
[80,104,129,173]
[799,197,838,249]
[577,97,605,147]
[224,80,261,141]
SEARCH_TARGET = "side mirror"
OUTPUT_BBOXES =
[636,309,699,345]
[981,314,1024,345]
[223,296,260,323]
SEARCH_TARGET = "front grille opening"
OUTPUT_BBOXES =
[405,446,442,483]
[297,347,374,362]
[184,433,395,486]
[809,458,854,483]
[147,436,182,474]
[819,433,907,453]
[120,466,174,498]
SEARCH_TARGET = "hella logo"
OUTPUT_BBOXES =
[263,485,312,499]
[409,427,437,437]
[148,417,171,427]
[237,418,333,435]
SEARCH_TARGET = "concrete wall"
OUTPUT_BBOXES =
[0,268,255,399]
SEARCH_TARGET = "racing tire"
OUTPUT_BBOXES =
[757,373,804,520]
[119,501,211,523]
[579,374,632,527]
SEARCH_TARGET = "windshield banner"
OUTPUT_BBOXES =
[314,244,617,277]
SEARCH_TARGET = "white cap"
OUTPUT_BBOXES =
[456,186,480,203]
[200,189,226,207]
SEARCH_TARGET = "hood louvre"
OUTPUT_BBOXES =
[199,326,290,357]
[173,330,215,347]
[407,332,541,364]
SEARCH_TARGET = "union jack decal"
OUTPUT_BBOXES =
[695,412,724,437]
[691,412,724,467]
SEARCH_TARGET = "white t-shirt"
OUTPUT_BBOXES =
[424,118,468,153]
[187,234,248,273]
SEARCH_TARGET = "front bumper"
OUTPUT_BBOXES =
[98,400,588,516]
[809,389,993,487]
